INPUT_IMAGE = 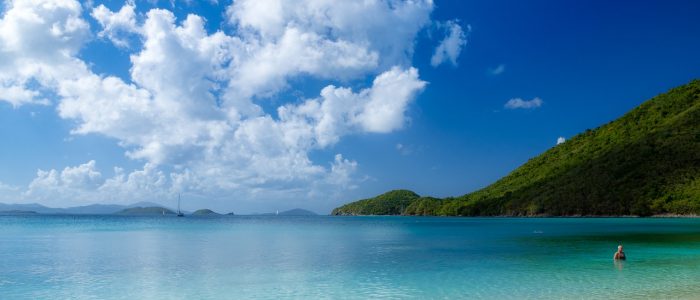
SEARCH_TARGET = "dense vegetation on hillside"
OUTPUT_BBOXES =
[333,80,700,216]
[332,190,419,215]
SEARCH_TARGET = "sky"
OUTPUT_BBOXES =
[1,0,699,214]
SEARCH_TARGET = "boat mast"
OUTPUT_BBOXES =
[178,193,181,214]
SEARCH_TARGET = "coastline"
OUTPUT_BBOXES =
[332,213,700,218]
[4,212,700,218]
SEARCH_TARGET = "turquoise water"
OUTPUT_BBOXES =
[2,216,700,299]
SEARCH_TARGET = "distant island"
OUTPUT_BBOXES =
[0,202,320,217]
[192,209,221,216]
[0,201,167,215]
[116,206,175,215]
[334,80,700,217]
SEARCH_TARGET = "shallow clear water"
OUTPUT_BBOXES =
[2,216,700,299]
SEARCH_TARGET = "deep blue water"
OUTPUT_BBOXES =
[2,215,700,299]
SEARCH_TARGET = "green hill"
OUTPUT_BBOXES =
[332,190,419,215]
[116,206,174,215]
[191,209,220,216]
[334,80,700,216]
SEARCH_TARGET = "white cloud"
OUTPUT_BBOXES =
[59,160,102,188]
[557,137,566,145]
[431,20,468,67]
[0,181,20,202]
[0,0,90,106]
[98,163,169,202]
[22,161,171,205]
[488,64,505,75]
[1,0,440,208]
[91,2,139,47]
[227,0,433,69]
[0,84,45,107]
[225,26,380,110]
[357,67,427,132]
[222,0,433,108]
[25,160,103,204]
[0,181,19,191]
[279,67,426,147]
[326,154,358,188]
[504,97,543,109]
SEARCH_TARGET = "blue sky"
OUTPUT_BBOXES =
[1,0,699,213]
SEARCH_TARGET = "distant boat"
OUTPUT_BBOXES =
[276,210,279,216]
[177,193,184,217]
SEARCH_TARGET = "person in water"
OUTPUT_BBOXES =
[613,244,626,260]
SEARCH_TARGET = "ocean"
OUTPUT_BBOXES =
[2,215,700,299]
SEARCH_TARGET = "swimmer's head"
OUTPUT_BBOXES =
[618,245,623,251]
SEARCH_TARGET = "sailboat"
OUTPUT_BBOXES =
[177,193,184,217]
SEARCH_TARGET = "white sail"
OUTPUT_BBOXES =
[177,193,184,217]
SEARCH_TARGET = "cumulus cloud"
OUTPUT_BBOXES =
[98,163,169,202]
[0,0,90,107]
[326,154,358,188]
[557,137,566,145]
[91,2,139,47]
[21,161,171,205]
[25,160,102,204]
[504,97,543,109]
[1,0,440,207]
[227,0,432,69]
[280,66,426,147]
[431,20,468,67]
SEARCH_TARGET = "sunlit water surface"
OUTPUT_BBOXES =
[2,216,700,299]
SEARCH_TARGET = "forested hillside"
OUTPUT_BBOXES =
[334,80,700,216]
